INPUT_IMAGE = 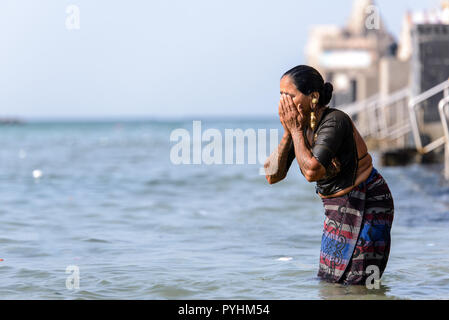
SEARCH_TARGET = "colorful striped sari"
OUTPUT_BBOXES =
[317,168,394,285]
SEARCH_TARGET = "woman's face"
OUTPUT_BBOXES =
[280,75,312,115]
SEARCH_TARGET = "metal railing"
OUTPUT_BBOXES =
[339,87,411,146]
[438,95,449,180]
[408,79,449,154]
[337,78,449,179]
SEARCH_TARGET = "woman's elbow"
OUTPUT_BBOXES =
[303,172,316,183]
[304,167,325,182]
[266,175,275,184]
[264,162,283,184]
[302,158,326,182]
[266,174,285,185]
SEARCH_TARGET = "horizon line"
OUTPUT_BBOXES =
[0,114,280,123]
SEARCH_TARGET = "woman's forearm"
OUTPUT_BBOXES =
[265,131,295,184]
[290,129,325,182]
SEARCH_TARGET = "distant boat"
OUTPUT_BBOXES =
[0,118,23,125]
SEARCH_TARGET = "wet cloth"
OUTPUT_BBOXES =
[310,108,359,196]
[317,168,394,285]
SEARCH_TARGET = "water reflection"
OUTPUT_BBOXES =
[318,279,395,300]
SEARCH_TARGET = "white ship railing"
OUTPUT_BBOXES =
[438,95,449,180]
[337,78,449,179]
[339,87,410,143]
[408,79,449,154]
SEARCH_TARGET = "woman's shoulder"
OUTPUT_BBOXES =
[320,108,352,128]
[323,107,350,120]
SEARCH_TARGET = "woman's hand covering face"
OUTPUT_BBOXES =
[278,95,290,133]
[279,94,307,132]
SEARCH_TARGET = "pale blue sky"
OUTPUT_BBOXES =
[0,0,440,119]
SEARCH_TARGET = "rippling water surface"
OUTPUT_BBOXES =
[1,119,449,299]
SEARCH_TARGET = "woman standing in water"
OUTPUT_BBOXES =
[264,65,394,285]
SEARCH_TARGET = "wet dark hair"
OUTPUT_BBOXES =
[282,65,333,106]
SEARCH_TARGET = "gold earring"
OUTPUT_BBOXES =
[310,98,318,130]
[310,111,316,131]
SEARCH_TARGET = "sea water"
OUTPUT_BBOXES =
[1,119,449,299]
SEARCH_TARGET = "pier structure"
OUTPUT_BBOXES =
[305,0,449,178]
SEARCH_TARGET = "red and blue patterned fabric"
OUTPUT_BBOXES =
[318,168,394,285]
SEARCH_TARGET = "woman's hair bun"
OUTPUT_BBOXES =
[282,65,333,106]
[320,82,333,106]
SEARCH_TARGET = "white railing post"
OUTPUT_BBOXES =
[438,96,449,180]
[408,79,449,154]
[336,80,449,179]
